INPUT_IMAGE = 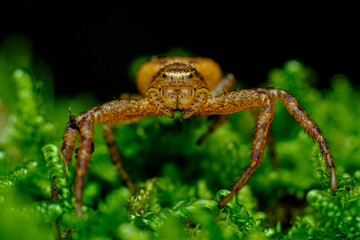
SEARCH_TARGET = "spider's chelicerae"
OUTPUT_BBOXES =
[60,56,337,217]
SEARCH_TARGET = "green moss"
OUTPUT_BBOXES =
[1,36,360,239]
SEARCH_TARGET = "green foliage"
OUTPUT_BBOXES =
[42,144,72,210]
[1,37,360,239]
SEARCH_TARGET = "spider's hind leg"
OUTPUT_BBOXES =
[102,123,137,195]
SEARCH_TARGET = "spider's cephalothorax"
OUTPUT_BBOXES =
[59,56,337,217]
[147,63,207,115]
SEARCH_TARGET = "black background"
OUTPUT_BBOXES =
[1,3,358,102]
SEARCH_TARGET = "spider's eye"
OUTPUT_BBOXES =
[162,73,167,78]
[188,73,193,78]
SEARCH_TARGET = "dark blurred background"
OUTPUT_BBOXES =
[1,3,358,102]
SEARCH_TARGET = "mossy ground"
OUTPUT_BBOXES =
[1,36,360,240]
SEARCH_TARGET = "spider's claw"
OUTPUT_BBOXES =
[68,107,79,130]
[181,110,194,120]
[182,88,209,120]
[146,88,174,119]
[159,108,174,118]
[163,110,174,119]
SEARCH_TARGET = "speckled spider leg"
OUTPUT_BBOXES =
[196,90,274,206]
[259,88,337,189]
[193,88,337,207]
[250,108,279,168]
[61,99,159,217]
[197,74,279,168]
[197,108,279,169]
[102,123,136,195]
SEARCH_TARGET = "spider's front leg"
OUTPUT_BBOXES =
[61,99,159,217]
[194,88,337,207]
[192,90,275,206]
[257,88,337,191]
